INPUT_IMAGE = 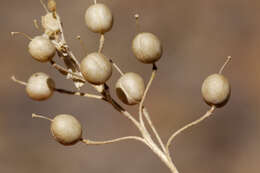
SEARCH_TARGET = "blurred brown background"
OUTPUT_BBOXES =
[1,0,260,173]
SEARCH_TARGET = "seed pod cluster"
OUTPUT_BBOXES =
[26,72,55,101]
[51,114,82,145]
[28,35,56,62]
[201,73,231,107]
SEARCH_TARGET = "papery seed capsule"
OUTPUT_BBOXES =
[80,52,112,85]
[42,13,60,35]
[28,35,56,62]
[201,73,231,107]
[115,72,145,105]
[132,32,162,64]
[51,114,82,146]
[84,3,113,33]
[26,72,55,101]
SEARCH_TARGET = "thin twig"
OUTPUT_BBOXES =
[32,113,53,121]
[76,35,87,55]
[50,60,85,82]
[11,76,27,86]
[219,56,232,74]
[33,19,40,30]
[40,0,49,13]
[81,136,146,145]
[11,32,32,40]
[166,106,216,152]
[54,88,104,100]
[98,34,105,53]
[143,107,167,153]
[139,64,157,131]
[109,59,124,76]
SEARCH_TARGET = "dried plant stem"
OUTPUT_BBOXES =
[219,56,232,74]
[81,136,145,145]
[76,35,88,55]
[11,32,32,40]
[143,107,167,153]
[50,60,85,82]
[110,59,124,76]
[54,88,104,100]
[98,34,105,53]
[32,113,53,121]
[139,64,157,139]
[166,106,216,154]
[11,76,27,86]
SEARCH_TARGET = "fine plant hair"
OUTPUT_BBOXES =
[11,0,232,173]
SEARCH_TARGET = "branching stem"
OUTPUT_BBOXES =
[81,136,145,145]
[166,106,216,154]
[54,88,104,100]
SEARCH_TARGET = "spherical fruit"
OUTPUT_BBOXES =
[51,114,82,146]
[201,73,231,107]
[115,72,145,105]
[84,3,113,33]
[132,32,162,64]
[80,52,112,85]
[26,72,55,101]
[28,36,56,62]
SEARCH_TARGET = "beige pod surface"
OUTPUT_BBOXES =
[116,72,145,105]
[201,73,231,107]
[51,114,83,146]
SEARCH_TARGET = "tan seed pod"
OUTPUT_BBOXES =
[80,52,112,85]
[51,114,82,146]
[84,3,113,33]
[26,72,55,101]
[201,73,231,107]
[28,35,56,62]
[42,13,60,35]
[132,32,163,64]
[115,72,145,105]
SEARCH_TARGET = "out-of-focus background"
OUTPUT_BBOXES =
[1,0,260,173]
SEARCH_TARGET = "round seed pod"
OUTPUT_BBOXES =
[80,52,112,85]
[28,36,56,62]
[115,72,145,105]
[84,3,113,33]
[26,72,55,101]
[51,114,82,146]
[132,32,163,64]
[201,73,231,107]
[42,13,60,35]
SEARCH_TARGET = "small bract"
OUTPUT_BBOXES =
[84,3,113,33]
[28,35,56,62]
[80,52,112,85]
[116,72,145,105]
[51,114,82,146]
[132,32,162,64]
[201,73,231,107]
[26,72,55,101]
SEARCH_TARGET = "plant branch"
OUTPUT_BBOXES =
[81,136,146,145]
[143,107,167,153]
[98,34,105,53]
[219,56,232,74]
[54,88,104,100]
[166,106,216,153]
[139,64,157,138]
